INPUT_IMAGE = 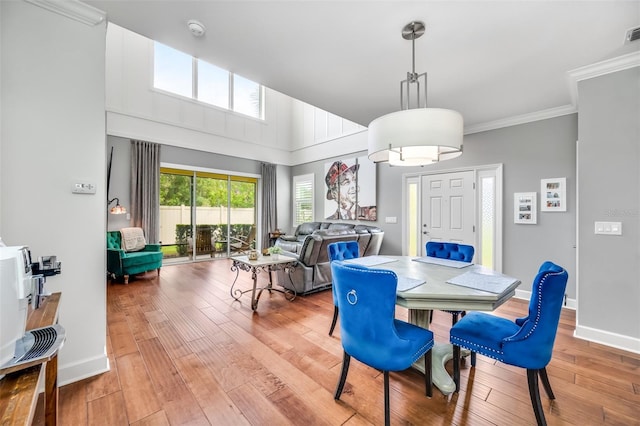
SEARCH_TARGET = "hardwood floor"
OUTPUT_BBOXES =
[34,259,640,425]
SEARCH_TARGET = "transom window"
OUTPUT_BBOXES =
[153,42,263,120]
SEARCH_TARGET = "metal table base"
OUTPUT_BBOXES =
[230,256,297,311]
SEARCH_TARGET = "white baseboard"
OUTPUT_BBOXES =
[58,353,110,386]
[514,290,639,354]
[574,326,640,355]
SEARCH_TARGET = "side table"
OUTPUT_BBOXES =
[230,255,296,310]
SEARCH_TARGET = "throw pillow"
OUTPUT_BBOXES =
[120,227,146,252]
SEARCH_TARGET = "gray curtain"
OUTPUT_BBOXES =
[130,140,161,243]
[261,163,278,248]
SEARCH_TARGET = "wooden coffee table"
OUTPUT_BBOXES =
[230,255,297,310]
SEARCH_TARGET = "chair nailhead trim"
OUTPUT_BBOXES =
[450,337,504,361]
[503,269,564,343]
[411,338,434,363]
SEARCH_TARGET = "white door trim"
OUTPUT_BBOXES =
[402,163,503,271]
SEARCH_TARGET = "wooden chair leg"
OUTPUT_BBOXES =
[453,311,477,367]
[539,367,555,399]
[383,371,390,426]
[334,352,351,400]
[453,345,461,392]
[424,350,432,397]
[328,306,339,336]
[527,369,547,426]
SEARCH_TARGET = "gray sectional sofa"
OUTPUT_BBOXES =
[274,222,384,295]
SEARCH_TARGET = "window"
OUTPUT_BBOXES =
[405,177,419,256]
[293,174,314,226]
[479,172,496,270]
[197,60,229,109]
[233,74,261,118]
[153,42,263,119]
[154,43,192,98]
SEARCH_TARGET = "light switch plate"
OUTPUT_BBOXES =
[385,217,398,224]
[594,221,622,235]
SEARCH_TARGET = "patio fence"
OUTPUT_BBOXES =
[159,205,255,244]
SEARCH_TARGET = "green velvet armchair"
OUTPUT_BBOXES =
[107,230,163,284]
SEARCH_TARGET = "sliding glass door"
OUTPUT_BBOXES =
[159,167,257,263]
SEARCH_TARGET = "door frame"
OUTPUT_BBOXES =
[402,163,503,272]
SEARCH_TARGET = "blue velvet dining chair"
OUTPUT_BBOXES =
[331,261,434,426]
[327,241,360,336]
[425,241,475,323]
[425,241,475,362]
[449,261,568,426]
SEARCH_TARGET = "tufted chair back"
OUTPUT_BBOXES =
[506,261,569,368]
[426,241,476,358]
[107,231,122,249]
[331,262,404,370]
[326,241,360,336]
[425,241,474,262]
[328,241,360,262]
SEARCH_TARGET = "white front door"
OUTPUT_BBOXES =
[421,171,475,254]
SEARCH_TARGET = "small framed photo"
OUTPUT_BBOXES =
[541,178,566,212]
[514,192,537,224]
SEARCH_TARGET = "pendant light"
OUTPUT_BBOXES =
[368,21,463,166]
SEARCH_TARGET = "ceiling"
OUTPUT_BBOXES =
[85,1,639,131]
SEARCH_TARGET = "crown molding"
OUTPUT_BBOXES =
[567,51,640,105]
[463,104,577,135]
[25,0,106,26]
[464,51,640,135]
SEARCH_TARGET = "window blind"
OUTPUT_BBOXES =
[293,174,314,225]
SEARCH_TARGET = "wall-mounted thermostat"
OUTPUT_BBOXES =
[71,182,96,194]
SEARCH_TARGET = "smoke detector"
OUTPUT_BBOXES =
[624,26,640,44]
[188,20,206,37]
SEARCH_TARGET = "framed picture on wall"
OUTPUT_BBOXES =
[541,177,566,212]
[514,192,537,224]
[323,156,377,221]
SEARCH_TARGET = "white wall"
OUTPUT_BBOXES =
[576,65,640,353]
[105,24,365,166]
[1,2,108,383]
[0,0,3,237]
[106,23,292,164]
